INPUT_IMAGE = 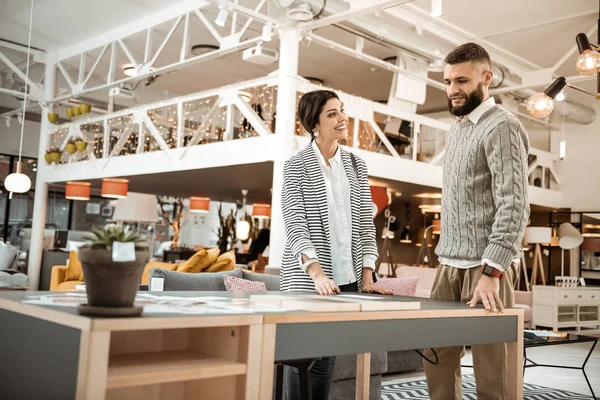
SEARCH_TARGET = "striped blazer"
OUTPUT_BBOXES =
[280,144,379,291]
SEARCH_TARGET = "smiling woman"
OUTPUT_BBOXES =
[280,90,392,399]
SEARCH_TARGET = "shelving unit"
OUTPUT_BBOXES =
[533,286,600,334]
[79,321,264,400]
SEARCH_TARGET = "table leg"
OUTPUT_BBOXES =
[75,331,110,400]
[258,324,277,400]
[356,353,371,400]
[582,341,598,400]
[275,364,284,400]
[506,312,524,400]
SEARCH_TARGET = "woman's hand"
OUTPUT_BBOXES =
[360,282,393,295]
[307,262,340,295]
[313,274,341,295]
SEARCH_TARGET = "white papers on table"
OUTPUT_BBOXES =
[524,330,562,338]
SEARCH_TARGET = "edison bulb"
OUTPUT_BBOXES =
[526,92,554,118]
[576,50,600,76]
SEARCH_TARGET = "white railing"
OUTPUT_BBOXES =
[46,74,562,193]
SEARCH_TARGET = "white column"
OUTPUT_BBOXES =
[27,54,56,291]
[268,27,300,269]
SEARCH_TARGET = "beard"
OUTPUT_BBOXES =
[447,82,485,117]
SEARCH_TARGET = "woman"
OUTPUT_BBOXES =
[281,90,391,399]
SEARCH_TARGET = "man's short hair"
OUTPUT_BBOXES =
[445,43,491,69]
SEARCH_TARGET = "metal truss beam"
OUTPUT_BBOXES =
[51,37,262,103]
[307,33,446,91]
[300,0,414,31]
[57,1,211,61]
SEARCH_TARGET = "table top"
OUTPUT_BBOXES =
[0,291,523,332]
[524,331,599,347]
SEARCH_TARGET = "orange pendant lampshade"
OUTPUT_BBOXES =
[190,197,210,213]
[101,178,128,199]
[252,204,271,219]
[65,181,91,201]
[370,186,388,218]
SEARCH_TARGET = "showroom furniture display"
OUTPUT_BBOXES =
[0,290,524,400]
[532,285,600,333]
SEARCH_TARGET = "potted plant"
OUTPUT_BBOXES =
[78,224,149,315]
[75,136,88,152]
[46,147,62,163]
[65,138,77,155]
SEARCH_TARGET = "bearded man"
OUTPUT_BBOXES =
[423,42,530,400]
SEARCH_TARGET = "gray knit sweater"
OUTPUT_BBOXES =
[435,105,530,270]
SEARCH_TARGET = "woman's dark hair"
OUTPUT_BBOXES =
[298,90,340,141]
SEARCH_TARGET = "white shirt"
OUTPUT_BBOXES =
[439,97,519,272]
[299,141,375,284]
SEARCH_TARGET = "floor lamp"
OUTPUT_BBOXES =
[558,222,584,277]
[415,225,435,268]
[113,193,160,256]
[376,209,397,277]
[524,227,551,290]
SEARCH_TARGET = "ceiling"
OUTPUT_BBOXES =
[1,0,598,110]
[1,0,599,204]
[85,162,274,203]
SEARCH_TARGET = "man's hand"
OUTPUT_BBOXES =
[308,263,340,296]
[468,274,504,312]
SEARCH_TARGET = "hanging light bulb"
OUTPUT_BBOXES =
[236,220,250,241]
[575,33,600,76]
[5,0,34,196]
[526,77,567,118]
[576,51,600,76]
[4,161,32,194]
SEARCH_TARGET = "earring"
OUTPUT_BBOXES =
[313,131,319,138]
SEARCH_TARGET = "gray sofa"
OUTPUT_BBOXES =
[148,268,424,398]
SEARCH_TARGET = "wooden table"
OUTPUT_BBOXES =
[0,291,524,400]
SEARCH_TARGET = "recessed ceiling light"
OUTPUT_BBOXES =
[191,44,219,56]
[303,76,324,85]
[123,64,137,77]
[239,91,253,102]
[287,3,313,21]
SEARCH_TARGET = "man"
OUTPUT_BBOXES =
[423,43,530,400]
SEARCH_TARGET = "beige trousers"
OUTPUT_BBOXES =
[423,263,518,400]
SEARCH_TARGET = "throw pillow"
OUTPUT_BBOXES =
[376,277,419,296]
[223,275,267,292]
[204,250,235,272]
[177,248,220,273]
[65,250,83,281]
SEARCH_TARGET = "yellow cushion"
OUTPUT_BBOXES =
[176,248,221,273]
[204,250,235,272]
[56,280,84,291]
[141,261,178,284]
[65,251,83,282]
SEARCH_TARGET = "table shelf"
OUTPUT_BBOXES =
[107,351,246,389]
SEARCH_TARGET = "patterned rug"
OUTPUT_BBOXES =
[382,374,593,399]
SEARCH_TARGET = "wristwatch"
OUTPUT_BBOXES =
[481,264,503,280]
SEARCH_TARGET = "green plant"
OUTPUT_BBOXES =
[46,147,61,154]
[82,224,148,251]
[75,136,85,142]
[67,137,77,145]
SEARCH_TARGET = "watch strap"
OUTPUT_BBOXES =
[481,264,504,280]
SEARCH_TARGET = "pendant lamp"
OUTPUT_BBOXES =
[101,178,128,199]
[3,0,35,197]
[65,181,91,201]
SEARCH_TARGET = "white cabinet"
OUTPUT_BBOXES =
[532,286,600,333]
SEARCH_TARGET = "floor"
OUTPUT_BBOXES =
[382,341,600,397]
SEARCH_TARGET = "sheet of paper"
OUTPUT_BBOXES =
[524,330,562,338]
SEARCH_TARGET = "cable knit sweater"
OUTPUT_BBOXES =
[435,105,531,270]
